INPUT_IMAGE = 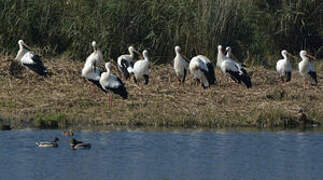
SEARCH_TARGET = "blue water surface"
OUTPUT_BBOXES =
[0,129,323,180]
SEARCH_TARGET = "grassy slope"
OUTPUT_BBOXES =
[0,55,322,129]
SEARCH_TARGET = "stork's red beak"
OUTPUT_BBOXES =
[287,53,295,57]
[22,42,32,51]
[133,49,142,57]
[305,54,316,60]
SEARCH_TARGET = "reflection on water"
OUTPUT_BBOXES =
[0,129,323,180]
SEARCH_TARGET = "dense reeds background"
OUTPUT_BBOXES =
[0,0,322,65]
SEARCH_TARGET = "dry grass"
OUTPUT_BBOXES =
[0,55,322,129]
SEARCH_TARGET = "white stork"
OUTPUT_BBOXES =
[81,62,102,92]
[196,55,216,85]
[189,56,210,89]
[276,50,293,83]
[173,46,188,84]
[81,41,104,94]
[218,45,252,88]
[117,46,142,80]
[127,50,150,85]
[85,41,103,67]
[298,50,317,88]
[15,40,48,76]
[99,62,128,107]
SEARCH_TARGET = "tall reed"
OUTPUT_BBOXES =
[0,0,321,66]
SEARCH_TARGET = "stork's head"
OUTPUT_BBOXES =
[18,40,24,45]
[105,62,112,70]
[281,50,287,56]
[129,46,134,52]
[142,50,148,58]
[175,46,181,53]
[224,46,231,54]
[299,50,307,58]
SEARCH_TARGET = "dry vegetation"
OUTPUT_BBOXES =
[0,55,322,129]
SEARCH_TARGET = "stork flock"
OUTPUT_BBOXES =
[14,40,319,107]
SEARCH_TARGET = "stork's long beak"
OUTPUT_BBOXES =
[287,53,296,58]
[22,42,32,51]
[110,60,117,66]
[180,53,190,62]
[306,54,316,60]
[109,60,118,71]
[133,49,143,58]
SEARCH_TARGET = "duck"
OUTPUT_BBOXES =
[63,129,74,136]
[70,138,91,150]
[36,137,59,148]
[297,109,320,128]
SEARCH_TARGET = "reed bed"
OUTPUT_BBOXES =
[0,0,322,65]
[0,55,322,129]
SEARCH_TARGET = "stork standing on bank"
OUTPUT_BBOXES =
[15,40,48,76]
[81,41,104,95]
[173,46,188,85]
[127,50,150,88]
[99,62,128,108]
[276,50,293,84]
[117,46,142,80]
[218,45,252,88]
[195,55,216,85]
[189,56,210,89]
[298,50,317,88]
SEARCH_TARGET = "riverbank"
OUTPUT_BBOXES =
[0,55,322,129]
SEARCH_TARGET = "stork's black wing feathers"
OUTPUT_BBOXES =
[24,55,48,76]
[206,63,216,85]
[308,71,318,85]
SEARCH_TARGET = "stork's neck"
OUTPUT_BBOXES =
[175,50,182,58]
[101,67,111,81]
[92,45,97,53]
[225,51,231,58]
[282,54,288,61]
[15,46,28,61]
[300,54,308,62]
[143,54,149,62]
[217,50,224,65]
[129,50,135,59]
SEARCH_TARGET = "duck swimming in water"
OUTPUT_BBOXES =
[36,137,59,148]
[63,129,74,136]
[70,138,91,150]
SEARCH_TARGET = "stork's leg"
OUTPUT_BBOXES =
[107,93,112,108]
[92,86,97,97]
[109,92,112,108]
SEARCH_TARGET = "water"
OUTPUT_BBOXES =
[1,129,323,180]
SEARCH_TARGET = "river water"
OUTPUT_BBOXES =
[1,129,323,180]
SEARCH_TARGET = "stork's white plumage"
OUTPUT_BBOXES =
[218,45,252,88]
[195,55,216,85]
[85,41,103,68]
[276,50,293,83]
[173,46,188,84]
[189,56,210,89]
[81,41,104,92]
[298,50,317,87]
[216,45,225,68]
[100,62,128,107]
[81,62,102,89]
[225,47,246,73]
[127,50,150,85]
[117,46,141,80]
[15,40,48,76]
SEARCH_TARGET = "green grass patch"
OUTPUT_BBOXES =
[33,113,68,129]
